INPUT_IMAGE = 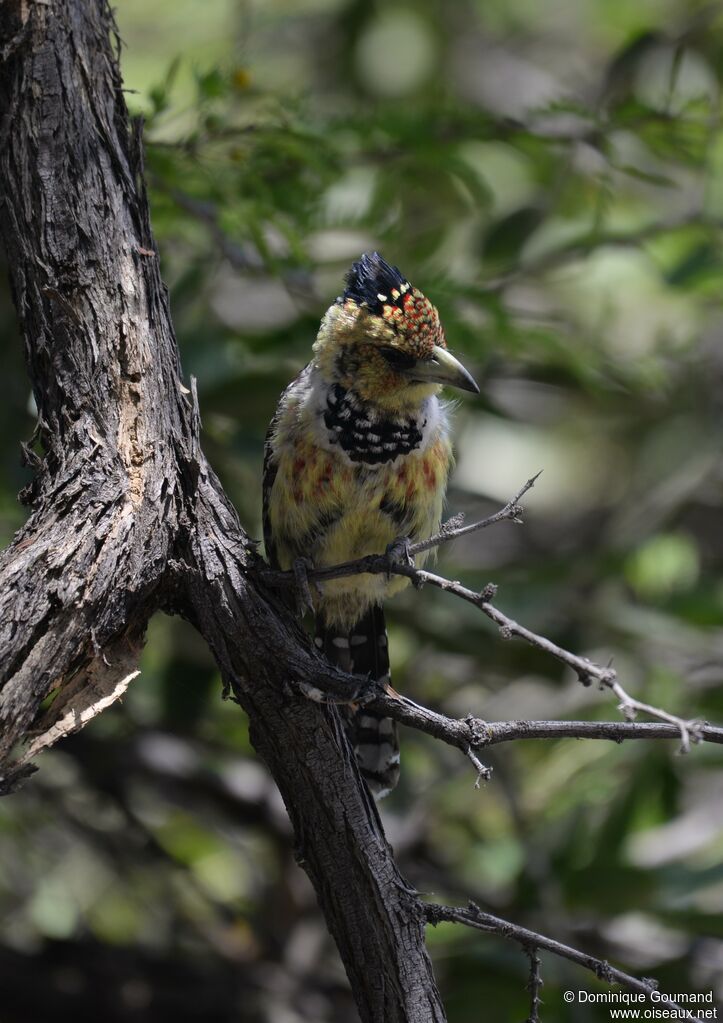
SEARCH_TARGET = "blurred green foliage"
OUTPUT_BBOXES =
[2,0,723,1020]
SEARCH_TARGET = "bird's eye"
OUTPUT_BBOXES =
[378,346,417,371]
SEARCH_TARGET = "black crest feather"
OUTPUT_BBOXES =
[342,252,408,314]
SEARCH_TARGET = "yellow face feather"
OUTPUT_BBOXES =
[312,290,447,410]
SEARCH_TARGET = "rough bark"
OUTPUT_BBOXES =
[0,3,446,1021]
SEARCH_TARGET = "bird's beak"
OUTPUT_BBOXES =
[410,345,479,394]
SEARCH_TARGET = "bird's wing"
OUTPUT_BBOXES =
[262,364,312,569]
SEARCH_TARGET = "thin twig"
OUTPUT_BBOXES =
[524,946,543,1023]
[465,746,493,787]
[409,472,541,557]
[260,475,716,752]
[263,549,708,748]
[480,717,722,747]
[370,698,723,754]
[425,902,703,1021]
[365,694,723,783]
[607,678,704,754]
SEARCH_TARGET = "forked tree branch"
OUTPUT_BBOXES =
[425,903,704,1021]
[366,695,723,783]
[408,471,541,556]
[262,483,714,754]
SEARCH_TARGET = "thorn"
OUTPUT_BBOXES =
[467,746,493,786]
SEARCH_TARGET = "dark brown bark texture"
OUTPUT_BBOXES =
[0,3,447,1021]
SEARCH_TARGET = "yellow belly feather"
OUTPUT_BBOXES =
[267,411,452,628]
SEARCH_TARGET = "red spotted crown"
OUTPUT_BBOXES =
[342,252,446,358]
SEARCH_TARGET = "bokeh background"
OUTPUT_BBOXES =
[2,0,723,1020]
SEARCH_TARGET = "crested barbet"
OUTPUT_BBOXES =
[263,253,478,798]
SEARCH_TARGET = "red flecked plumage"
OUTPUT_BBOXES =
[378,282,445,360]
[314,460,333,496]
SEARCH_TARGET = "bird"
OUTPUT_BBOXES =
[263,252,478,798]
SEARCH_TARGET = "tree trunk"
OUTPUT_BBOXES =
[0,2,446,1020]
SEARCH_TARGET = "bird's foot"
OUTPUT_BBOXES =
[293,557,317,618]
[384,536,414,579]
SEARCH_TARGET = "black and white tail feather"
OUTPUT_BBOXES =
[315,605,400,799]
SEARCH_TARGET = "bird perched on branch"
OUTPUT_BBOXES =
[263,252,478,797]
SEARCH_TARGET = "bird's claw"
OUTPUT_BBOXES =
[385,536,414,578]
[293,557,316,617]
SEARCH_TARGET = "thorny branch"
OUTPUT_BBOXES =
[425,903,704,1021]
[524,946,543,1023]
[408,472,541,556]
[366,696,723,784]
[261,479,715,753]
[465,746,493,788]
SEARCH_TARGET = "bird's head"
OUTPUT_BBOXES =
[313,252,479,410]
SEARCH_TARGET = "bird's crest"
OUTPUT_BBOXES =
[343,252,409,315]
[340,251,445,360]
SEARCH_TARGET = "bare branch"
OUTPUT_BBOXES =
[425,903,703,1021]
[262,550,713,749]
[524,946,543,1023]
[465,746,493,787]
[606,680,705,754]
[366,693,723,782]
[376,696,723,751]
[480,717,723,746]
[409,472,542,557]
